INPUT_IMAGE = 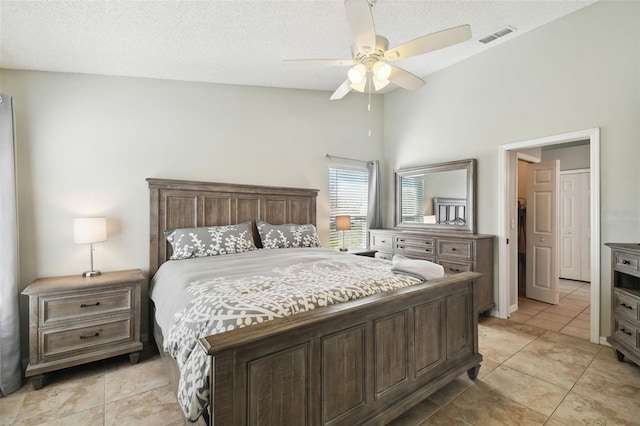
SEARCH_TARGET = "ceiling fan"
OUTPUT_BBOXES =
[285,0,471,100]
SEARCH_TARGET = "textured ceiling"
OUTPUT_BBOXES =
[0,0,596,95]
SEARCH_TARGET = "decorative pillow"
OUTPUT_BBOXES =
[256,221,321,249]
[165,222,256,260]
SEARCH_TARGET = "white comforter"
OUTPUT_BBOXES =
[150,248,422,421]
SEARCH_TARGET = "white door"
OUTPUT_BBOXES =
[559,171,591,281]
[526,160,560,304]
[560,174,581,280]
[580,172,591,281]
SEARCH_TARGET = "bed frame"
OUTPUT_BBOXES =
[148,178,482,425]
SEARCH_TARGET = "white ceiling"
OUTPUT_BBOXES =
[0,0,596,95]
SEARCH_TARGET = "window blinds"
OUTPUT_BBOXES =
[329,168,369,249]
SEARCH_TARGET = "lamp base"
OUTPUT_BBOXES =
[82,270,102,278]
[339,247,348,252]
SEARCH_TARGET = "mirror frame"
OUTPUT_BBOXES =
[394,158,476,233]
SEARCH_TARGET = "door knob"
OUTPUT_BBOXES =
[540,238,545,242]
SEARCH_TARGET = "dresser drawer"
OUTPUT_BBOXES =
[438,240,473,261]
[375,251,393,261]
[40,287,133,326]
[395,236,435,258]
[614,289,640,322]
[613,250,640,274]
[370,232,393,251]
[614,317,639,349]
[439,260,472,275]
[40,317,134,361]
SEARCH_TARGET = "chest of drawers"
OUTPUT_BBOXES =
[370,229,495,314]
[22,269,144,389]
[606,243,640,367]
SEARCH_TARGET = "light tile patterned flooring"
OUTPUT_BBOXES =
[3,316,640,425]
[509,279,591,340]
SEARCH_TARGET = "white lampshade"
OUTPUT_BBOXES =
[73,217,107,244]
[335,215,351,231]
[423,215,437,224]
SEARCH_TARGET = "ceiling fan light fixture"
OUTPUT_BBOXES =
[372,75,390,91]
[350,75,367,92]
[348,64,366,84]
[372,61,391,80]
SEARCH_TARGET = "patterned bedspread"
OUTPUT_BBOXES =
[150,248,422,421]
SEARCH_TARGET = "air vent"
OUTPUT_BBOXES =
[478,26,516,44]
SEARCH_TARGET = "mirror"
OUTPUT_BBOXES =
[395,159,476,233]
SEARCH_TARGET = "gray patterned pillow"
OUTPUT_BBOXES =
[256,221,321,249]
[166,222,256,260]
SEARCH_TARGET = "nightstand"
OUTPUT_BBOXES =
[22,269,144,389]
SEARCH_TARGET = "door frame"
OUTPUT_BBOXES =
[497,128,601,343]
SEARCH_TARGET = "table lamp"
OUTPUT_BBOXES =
[335,215,351,252]
[74,217,107,277]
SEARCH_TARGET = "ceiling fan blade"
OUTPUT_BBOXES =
[330,79,353,100]
[388,66,426,91]
[345,0,376,55]
[284,59,356,67]
[385,24,471,61]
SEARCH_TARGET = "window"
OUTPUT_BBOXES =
[329,167,368,249]
[401,176,424,223]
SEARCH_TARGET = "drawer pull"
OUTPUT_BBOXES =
[621,303,634,310]
[80,302,101,308]
[621,259,630,265]
[451,248,457,251]
[451,268,461,273]
[619,328,633,336]
[80,331,101,340]
[381,240,387,243]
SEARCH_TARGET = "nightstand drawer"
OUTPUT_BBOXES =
[41,288,133,325]
[613,250,640,274]
[614,317,639,349]
[371,233,393,250]
[438,240,473,261]
[375,251,393,261]
[41,317,134,360]
[614,289,640,322]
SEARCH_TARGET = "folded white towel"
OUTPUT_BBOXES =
[391,255,445,281]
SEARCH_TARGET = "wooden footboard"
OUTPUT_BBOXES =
[199,272,482,426]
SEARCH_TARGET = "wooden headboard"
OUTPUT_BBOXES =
[147,178,318,277]
[433,197,467,225]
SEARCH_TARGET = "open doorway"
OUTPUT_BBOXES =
[514,143,592,340]
[497,128,601,344]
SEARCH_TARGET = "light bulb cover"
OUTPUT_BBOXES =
[347,64,366,84]
[372,61,392,80]
[372,76,390,91]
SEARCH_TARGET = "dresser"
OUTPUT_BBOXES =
[22,269,144,389]
[605,243,640,367]
[370,229,495,314]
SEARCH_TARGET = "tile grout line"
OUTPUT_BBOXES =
[544,345,604,424]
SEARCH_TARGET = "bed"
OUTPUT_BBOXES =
[147,178,483,425]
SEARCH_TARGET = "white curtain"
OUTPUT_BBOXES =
[0,94,22,395]
[366,160,382,245]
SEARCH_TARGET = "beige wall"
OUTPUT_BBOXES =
[384,0,640,334]
[0,69,384,350]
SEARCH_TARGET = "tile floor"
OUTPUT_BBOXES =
[2,316,640,425]
[509,279,591,340]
